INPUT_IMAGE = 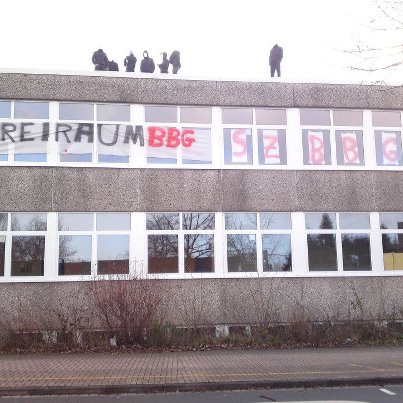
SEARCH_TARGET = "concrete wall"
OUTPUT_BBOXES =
[0,167,402,212]
[0,277,402,327]
[0,73,402,109]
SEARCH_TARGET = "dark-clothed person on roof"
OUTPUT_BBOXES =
[92,49,109,71]
[169,50,181,74]
[269,44,283,77]
[124,52,137,72]
[158,52,169,74]
[140,51,155,73]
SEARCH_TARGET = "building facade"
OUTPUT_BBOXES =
[0,72,402,326]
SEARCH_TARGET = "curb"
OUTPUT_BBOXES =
[0,376,402,397]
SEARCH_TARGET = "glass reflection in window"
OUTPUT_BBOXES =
[0,213,7,231]
[225,213,257,230]
[305,213,336,230]
[180,107,212,124]
[183,213,215,230]
[307,234,337,271]
[339,213,370,229]
[97,104,130,121]
[97,213,131,231]
[382,233,403,270]
[262,234,291,272]
[255,108,286,125]
[260,213,291,230]
[148,234,178,273]
[184,234,214,273]
[300,109,330,126]
[0,236,5,276]
[97,235,129,275]
[59,235,91,275]
[342,234,371,271]
[222,108,253,124]
[227,234,257,272]
[146,213,180,230]
[11,213,47,231]
[58,213,93,231]
[372,111,402,127]
[59,103,94,120]
[14,101,49,119]
[0,101,11,118]
[145,106,177,123]
[379,213,403,229]
[11,236,45,276]
[333,110,363,127]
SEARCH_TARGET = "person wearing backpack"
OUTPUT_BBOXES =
[92,49,109,71]
[140,50,155,73]
[124,52,137,72]
[169,50,181,74]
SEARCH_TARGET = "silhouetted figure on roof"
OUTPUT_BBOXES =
[108,60,119,71]
[158,52,169,74]
[269,44,283,77]
[140,51,155,73]
[92,49,109,71]
[169,50,181,74]
[124,52,137,72]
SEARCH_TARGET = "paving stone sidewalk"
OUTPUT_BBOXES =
[0,346,402,396]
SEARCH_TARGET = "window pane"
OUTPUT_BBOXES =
[372,111,402,127]
[222,108,253,124]
[11,213,47,231]
[58,213,93,231]
[262,234,291,272]
[307,234,337,271]
[300,109,330,126]
[224,128,253,164]
[97,124,130,163]
[59,103,94,120]
[0,236,5,276]
[225,213,257,230]
[379,213,403,229]
[182,128,212,164]
[0,213,7,231]
[305,213,336,230]
[58,122,94,162]
[184,234,214,273]
[339,213,370,229]
[0,101,11,118]
[382,233,403,270]
[180,107,212,124]
[255,108,286,125]
[335,130,365,166]
[375,131,403,166]
[302,129,331,165]
[59,235,91,275]
[183,213,215,230]
[97,235,129,275]
[333,110,363,126]
[14,153,47,162]
[148,234,178,273]
[342,234,371,271]
[11,236,45,276]
[14,102,49,119]
[145,106,177,123]
[97,213,131,231]
[97,104,130,121]
[260,213,291,230]
[227,234,257,272]
[258,129,287,165]
[146,213,180,230]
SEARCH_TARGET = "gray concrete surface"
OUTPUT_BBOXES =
[0,73,402,109]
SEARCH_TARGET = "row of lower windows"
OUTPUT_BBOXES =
[0,212,403,280]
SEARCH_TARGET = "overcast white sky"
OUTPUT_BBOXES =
[1,0,401,83]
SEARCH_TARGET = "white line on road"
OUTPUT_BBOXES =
[380,388,396,395]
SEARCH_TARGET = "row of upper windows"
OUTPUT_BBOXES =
[1,101,401,126]
[1,212,403,280]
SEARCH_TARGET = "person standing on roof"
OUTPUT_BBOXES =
[107,60,119,71]
[169,50,181,74]
[269,44,283,77]
[92,49,109,71]
[124,52,137,72]
[140,51,155,73]
[158,52,169,74]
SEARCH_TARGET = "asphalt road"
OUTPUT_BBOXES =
[0,385,402,402]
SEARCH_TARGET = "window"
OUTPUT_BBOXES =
[255,109,286,125]
[333,110,363,127]
[14,101,49,119]
[372,111,402,128]
[300,109,330,126]
[222,108,253,124]
[335,130,365,166]
[97,235,129,275]
[97,104,130,121]
[58,123,94,163]
[302,129,331,165]
[0,236,5,276]
[224,128,253,164]
[380,213,403,270]
[0,101,11,118]
[180,107,212,124]
[11,213,47,277]
[145,106,177,123]
[306,213,371,272]
[59,103,94,120]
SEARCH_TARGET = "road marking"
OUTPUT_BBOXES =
[380,388,396,396]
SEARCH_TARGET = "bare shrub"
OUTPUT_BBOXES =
[91,274,164,346]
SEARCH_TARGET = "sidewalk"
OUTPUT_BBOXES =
[0,346,402,396]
